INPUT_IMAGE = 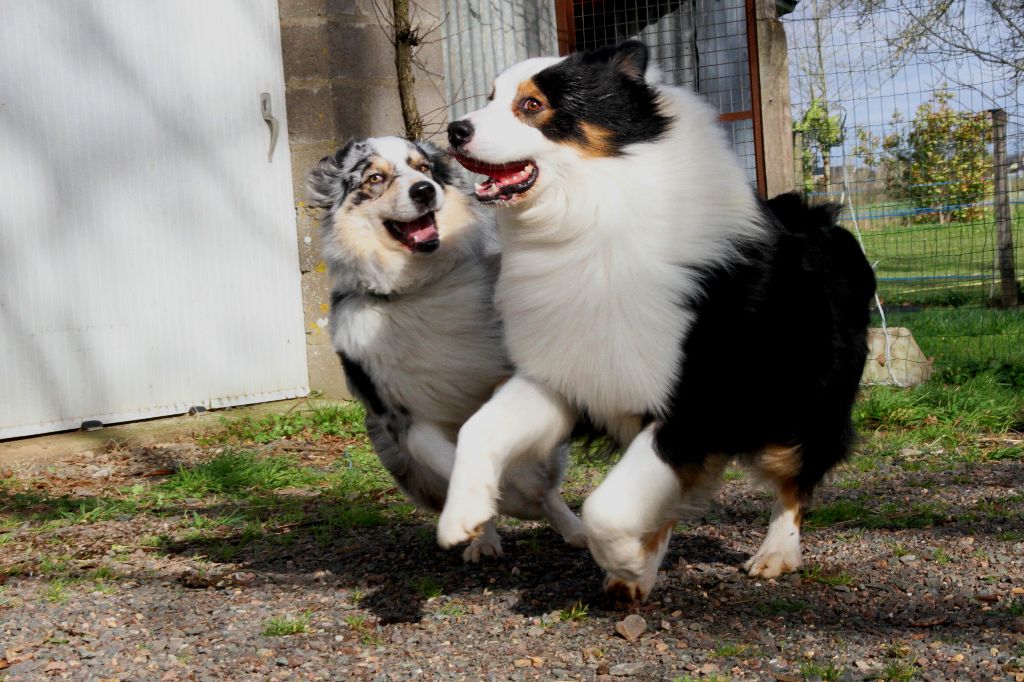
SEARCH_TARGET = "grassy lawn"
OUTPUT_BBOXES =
[844,201,1023,377]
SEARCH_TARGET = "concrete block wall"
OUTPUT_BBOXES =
[278,0,447,398]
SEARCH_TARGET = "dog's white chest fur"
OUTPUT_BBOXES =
[496,228,691,422]
[332,261,509,429]
[493,87,765,426]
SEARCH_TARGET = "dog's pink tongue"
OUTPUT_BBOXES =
[405,214,438,243]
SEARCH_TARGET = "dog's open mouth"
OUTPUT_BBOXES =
[451,153,538,204]
[384,212,440,253]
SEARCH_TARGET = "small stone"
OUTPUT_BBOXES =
[275,657,289,666]
[90,467,113,479]
[614,614,646,642]
[699,662,719,675]
[513,658,531,668]
[899,555,918,563]
[609,662,645,676]
[527,626,545,637]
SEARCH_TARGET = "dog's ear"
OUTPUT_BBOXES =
[582,40,649,83]
[610,40,649,82]
[307,140,357,208]
[415,140,465,190]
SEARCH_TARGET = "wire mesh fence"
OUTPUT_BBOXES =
[564,0,762,188]
[436,0,1022,383]
[784,0,1023,383]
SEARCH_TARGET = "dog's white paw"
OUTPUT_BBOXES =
[462,532,504,563]
[743,544,802,578]
[436,489,496,549]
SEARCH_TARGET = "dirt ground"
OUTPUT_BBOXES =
[1,406,1023,681]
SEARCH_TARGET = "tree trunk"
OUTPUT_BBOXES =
[392,0,422,140]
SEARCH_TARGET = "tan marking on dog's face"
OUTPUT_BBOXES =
[512,78,554,127]
[344,157,395,206]
[575,121,617,158]
[406,149,432,176]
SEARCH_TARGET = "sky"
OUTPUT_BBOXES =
[782,1,1023,163]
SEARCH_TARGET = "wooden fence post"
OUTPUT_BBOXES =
[991,109,1019,307]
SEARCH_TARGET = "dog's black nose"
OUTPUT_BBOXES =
[409,181,436,205]
[447,120,474,148]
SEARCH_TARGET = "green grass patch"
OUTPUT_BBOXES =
[210,402,365,444]
[262,610,313,636]
[343,614,383,645]
[412,576,443,600]
[158,451,321,498]
[804,498,945,530]
[801,564,855,587]
[560,601,589,622]
[42,578,72,604]
[711,642,759,658]
[437,601,466,618]
[800,660,845,681]
[856,373,1024,435]
[871,660,916,682]
[989,445,1024,460]
[757,598,809,616]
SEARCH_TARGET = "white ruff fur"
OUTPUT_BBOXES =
[484,86,765,425]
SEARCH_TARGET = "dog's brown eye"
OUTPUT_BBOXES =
[417,163,431,174]
[368,173,385,184]
[519,97,544,113]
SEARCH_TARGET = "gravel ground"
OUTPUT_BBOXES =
[1,431,1023,681]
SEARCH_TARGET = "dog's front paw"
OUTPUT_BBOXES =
[437,489,496,549]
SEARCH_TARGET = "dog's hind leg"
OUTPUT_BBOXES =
[438,374,575,550]
[543,490,586,548]
[463,520,504,562]
[743,478,803,579]
[744,435,846,578]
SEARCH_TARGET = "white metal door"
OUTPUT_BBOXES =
[0,1,308,439]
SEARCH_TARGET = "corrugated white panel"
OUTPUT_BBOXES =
[441,0,559,121]
[0,1,308,439]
